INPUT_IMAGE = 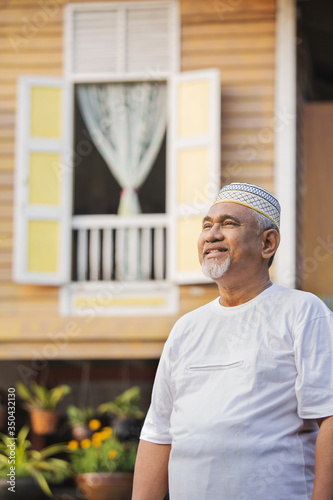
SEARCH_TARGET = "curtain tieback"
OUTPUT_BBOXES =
[120,188,140,196]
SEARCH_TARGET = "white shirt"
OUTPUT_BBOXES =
[140,284,333,499]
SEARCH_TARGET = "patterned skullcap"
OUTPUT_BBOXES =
[212,183,280,231]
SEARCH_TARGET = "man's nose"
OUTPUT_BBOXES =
[205,224,224,241]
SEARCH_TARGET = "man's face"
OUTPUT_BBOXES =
[198,202,262,281]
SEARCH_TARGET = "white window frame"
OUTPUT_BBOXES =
[60,1,182,315]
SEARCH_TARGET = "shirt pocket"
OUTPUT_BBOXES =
[188,361,244,371]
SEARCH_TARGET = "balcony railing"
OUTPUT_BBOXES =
[72,214,169,282]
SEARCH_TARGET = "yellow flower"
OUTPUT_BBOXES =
[89,419,101,431]
[92,432,103,447]
[108,449,118,459]
[68,440,79,451]
[81,439,92,449]
[100,427,112,440]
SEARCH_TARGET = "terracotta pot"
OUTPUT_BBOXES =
[75,472,133,500]
[29,409,58,435]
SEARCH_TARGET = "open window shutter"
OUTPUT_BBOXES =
[13,77,72,285]
[168,69,221,284]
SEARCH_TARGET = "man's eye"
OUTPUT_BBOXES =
[203,224,212,230]
[224,221,235,226]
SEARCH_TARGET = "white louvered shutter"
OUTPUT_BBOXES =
[72,10,119,74]
[168,69,221,284]
[65,2,179,78]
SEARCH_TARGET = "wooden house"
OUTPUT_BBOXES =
[0,0,332,383]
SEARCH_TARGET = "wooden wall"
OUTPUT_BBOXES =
[301,103,333,296]
[181,0,276,191]
[0,0,276,360]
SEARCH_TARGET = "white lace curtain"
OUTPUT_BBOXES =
[77,82,167,215]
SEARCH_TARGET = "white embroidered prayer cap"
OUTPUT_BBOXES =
[212,183,281,231]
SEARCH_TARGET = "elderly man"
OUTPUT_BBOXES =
[132,183,333,500]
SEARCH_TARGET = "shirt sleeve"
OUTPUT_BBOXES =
[294,311,333,419]
[140,337,174,444]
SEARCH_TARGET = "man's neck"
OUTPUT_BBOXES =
[216,275,272,307]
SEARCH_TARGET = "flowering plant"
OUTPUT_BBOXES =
[67,420,137,474]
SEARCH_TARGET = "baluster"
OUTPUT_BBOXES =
[154,227,164,280]
[77,229,88,281]
[115,228,124,281]
[141,227,152,280]
[127,228,139,280]
[102,228,113,281]
[89,228,100,281]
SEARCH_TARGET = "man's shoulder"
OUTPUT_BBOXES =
[271,284,332,318]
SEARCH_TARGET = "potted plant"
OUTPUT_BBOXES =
[97,387,144,441]
[16,381,71,435]
[0,425,71,500]
[68,419,137,500]
[66,404,95,441]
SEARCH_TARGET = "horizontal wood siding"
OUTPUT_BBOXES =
[0,0,276,360]
[181,0,276,191]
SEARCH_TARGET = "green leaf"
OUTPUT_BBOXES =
[98,386,144,419]
[39,443,69,459]
[17,425,30,444]
[49,385,71,409]
[16,381,32,402]
[27,466,53,497]
[31,383,50,408]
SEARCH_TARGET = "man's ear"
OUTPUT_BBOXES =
[261,229,280,261]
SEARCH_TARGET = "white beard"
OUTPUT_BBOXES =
[201,255,231,279]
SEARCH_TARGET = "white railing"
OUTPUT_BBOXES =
[72,214,169,282]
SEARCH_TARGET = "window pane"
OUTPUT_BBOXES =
[28,220,59,273]
[30,87,62,138]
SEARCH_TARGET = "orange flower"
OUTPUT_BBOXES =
[81,439,92,449]
[89,419,101,431]
[92,432,103,447]
[68,440,79,451]
[100,427,112,440]
[107,449,118,459]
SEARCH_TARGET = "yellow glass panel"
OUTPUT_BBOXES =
[29,153,61,205]
[75,297,165,308]
[178,81,209,137]
[30,87,62,138]
[28,220,59,273]
[178,148,209,204]
[178,216,203,272]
